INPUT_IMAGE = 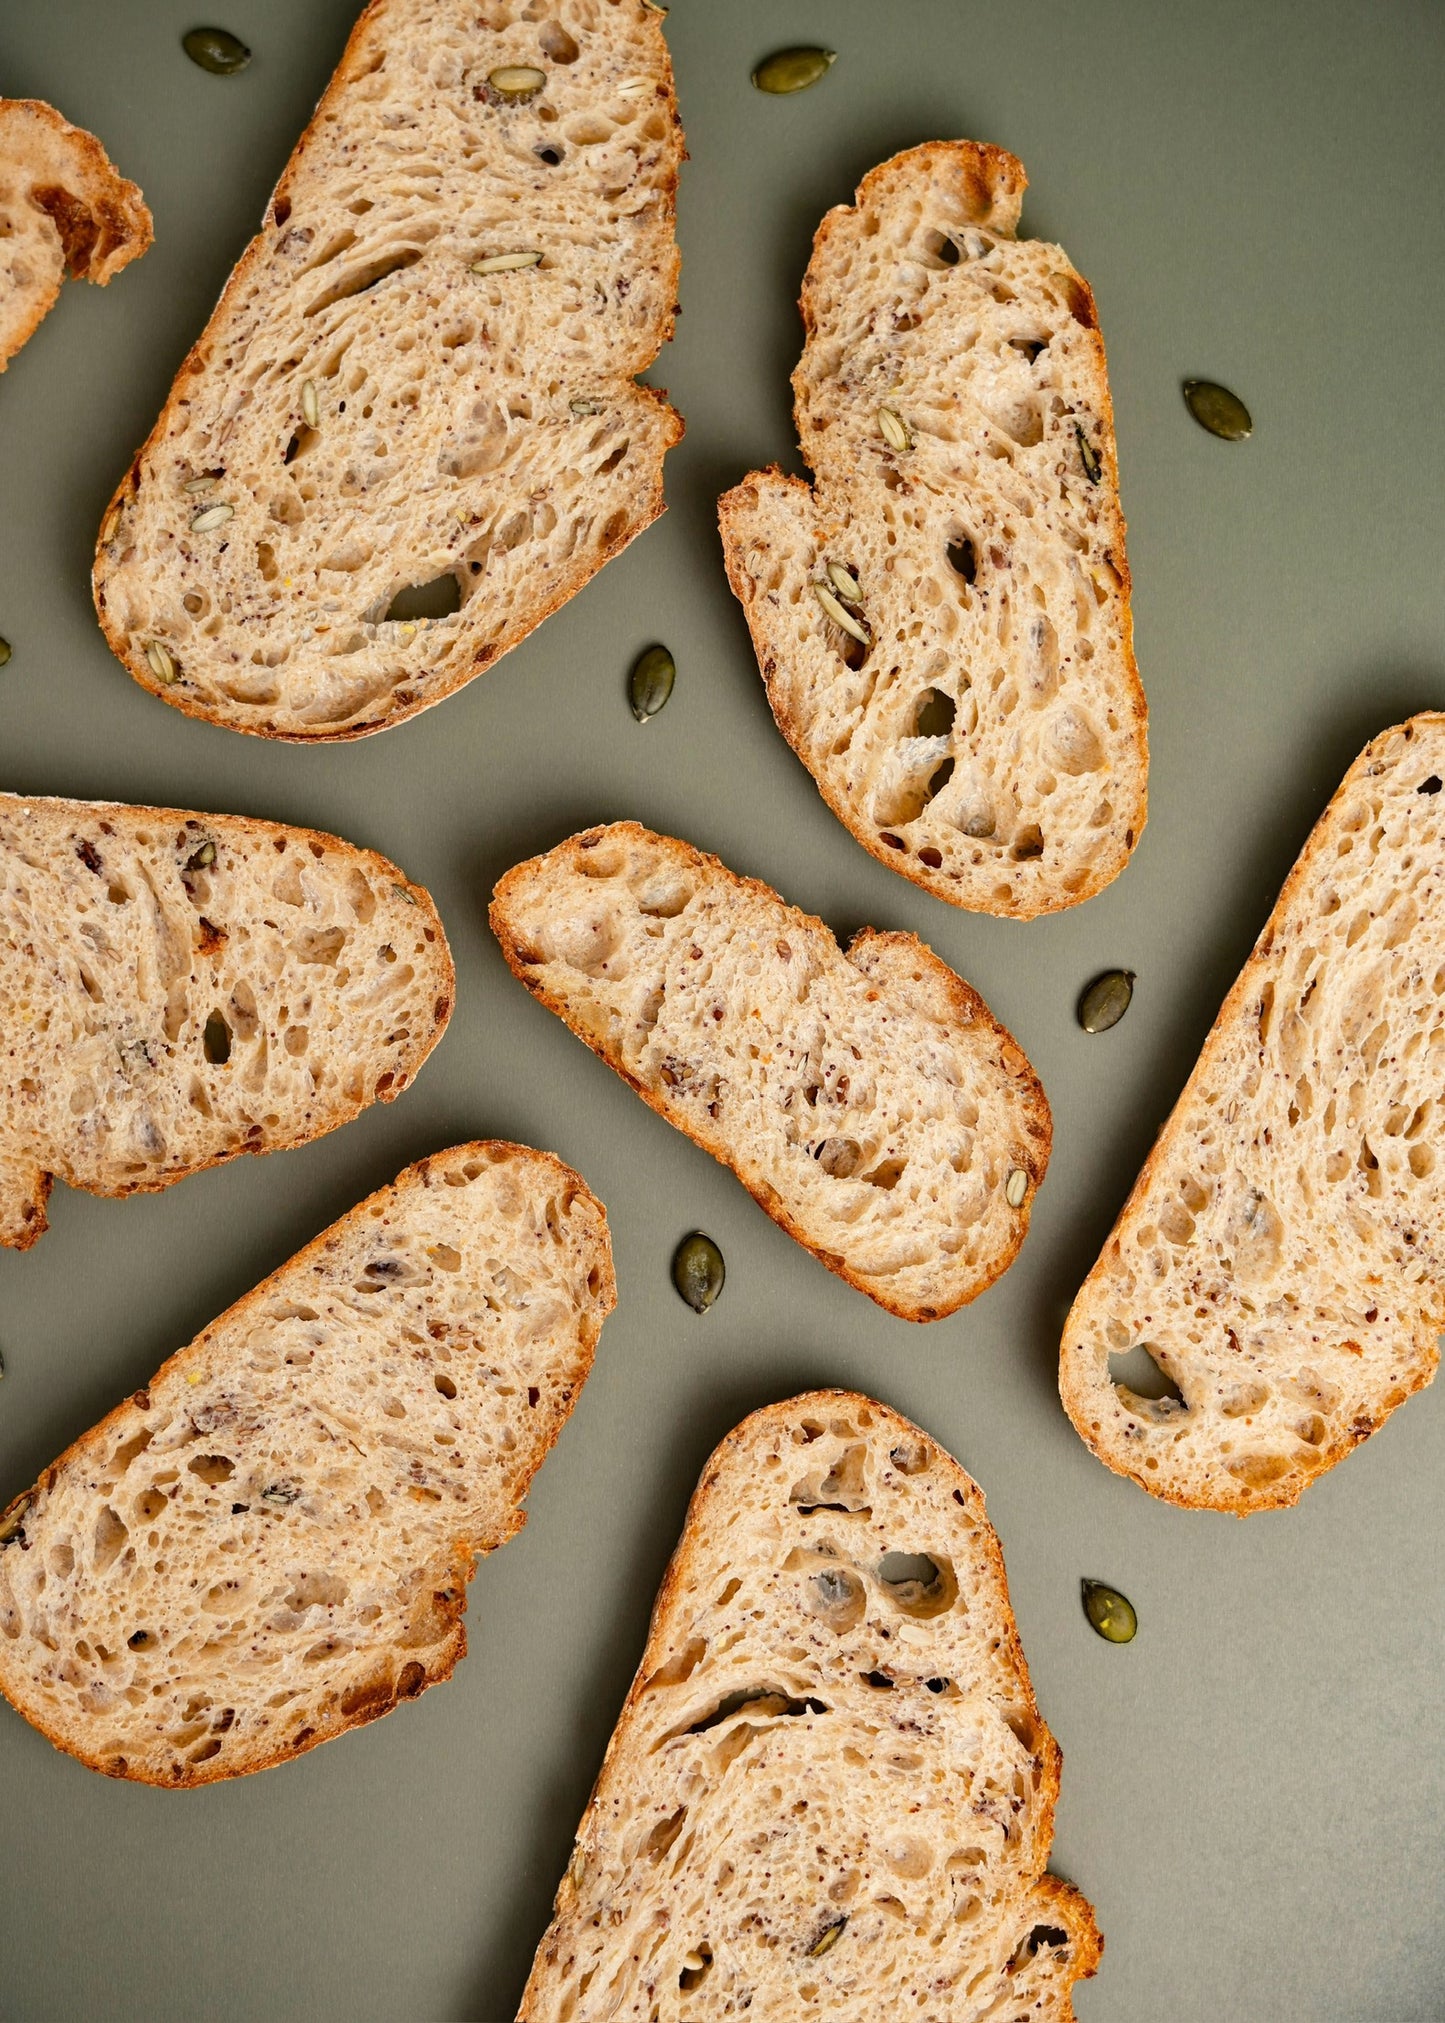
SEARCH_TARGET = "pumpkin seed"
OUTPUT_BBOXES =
[1182,378,1252,441]
[0,638,10,669]
[101,505,122,542]
[629,644,675,722]
[1078,968,1134,1033]
[190,502,234,533]
[752,47,835,94]
[813,581,869,645]
[827,560,862,604]
[641,0,667,11]
[183,26,252,74]
[145,640,177,684]
[1081,1578,1137,1644]
[878,406,912,453]
[186,840,217,871]
[471,250,543,274]
[673,1232,725,1314]
[1005,1167,1029,1209]
[0,1493,33,1546]
[301,378,319,429]
[1075,423,1102,483]
[807,1916,847,1958]
[203,1010,232,1065]
[570,395,606,415]
[182,475,217,494]
[488,64,547,99]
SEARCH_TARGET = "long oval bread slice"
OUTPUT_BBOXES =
[490,822,1050,1320]
[0,792,452,1248]
[520,1391,1102,2020]
[0,99,152,370]
[1061,715,1445,1512]
[0,1142,615,1784]
[720,141,1147,920]
[93,0,682,740]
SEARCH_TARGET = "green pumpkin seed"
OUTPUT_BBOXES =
[1081,1579,1137,1644]
[1005,1167,1029,1209]
[145,640,177,684]
[878,406,912,453]
[673,1232,725,1313]
[807,1916,847,1958]
[827,561,862,604]
[489,64,546,99]
[0,637,10,669]
[1078,968,1135,1033]
[1182,378,1252,441]
[813,581,868,645]
[1075,423,1102,483]
[301,378,319,429]
[203,1010,232,1065]
[471,250,543,274]
[182,27,252,75]
[186,840,217,871]
[629,644,675,722]
[752,46,835,94]
[190,502,234,534]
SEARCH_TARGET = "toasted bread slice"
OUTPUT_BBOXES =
[491,823,1049,1321]
[0,793,452,1248]
[0,1143,615,1784]
[720,141,1147,920]
[0,99,152,370]
[520,1391,1102,2020]
[93,0,682,740]
[1061,715,1445,1511]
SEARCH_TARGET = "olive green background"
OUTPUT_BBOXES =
[1,2,1442,2017]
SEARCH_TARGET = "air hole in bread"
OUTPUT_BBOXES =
[946,537,976,585]
[681,1687,825,1738]
[384,573,462,623]
[1107,1343,1186,1416]
[538,21,579,62]
[913,687,956,739]
[304,246,423,318]
[678,1944,712,1991]
[188,1455,235,1486]
[877,1551,957,1618]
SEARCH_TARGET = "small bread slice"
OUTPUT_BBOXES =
[720,141,1147,920]
[0,1143,615,1784]
[490,822,1050,1320]
[520,1391,1102,2020]
[0,793,452,1248]
[0,99,152,370]
[93,0,682,740]
[1061,715,1445,1513]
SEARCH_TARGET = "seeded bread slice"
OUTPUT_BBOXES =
[490,822,1050,1321]
[0,99,152,370]
[720,141,1147,920]
[92,0,682,740]
[520,1391,1102,2020]
[1061,715,1445,1512]
[0,792,452,1248]
[0,1142,615,1784]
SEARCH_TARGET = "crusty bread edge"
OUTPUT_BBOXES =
[490,822,1051,1322]
[1059,713,1445,1514]
[719,138,1148,921]
[1,790,455,1247]
[0,1142,617,1785]
[518,1388,1101,2017]
[90,0,685,743]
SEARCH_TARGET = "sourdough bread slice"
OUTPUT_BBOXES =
[0,99,152,370]
[1061,715,1445,1512]
[0,792,452,1248]
[93,0,682,740]
[490,822,1050,1321]
[720,141,1147,920]
[520,1391,1102,2021]
[0,1142,615,1784]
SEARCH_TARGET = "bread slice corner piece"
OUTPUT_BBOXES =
[0,1142,616,1784]
[519,1390,1102,2020]
[1061,713,1445,1513]
[719,139,1147,921]
[0,98,152,370]
[92,0,683,740]
[490,822,1050,1320]
[0,792,453,1248]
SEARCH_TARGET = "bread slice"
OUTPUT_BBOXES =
[0,792,452,1248]
[1061,714,1445,1512]
[520,1391,1102,2020]
[490,822,1050,1321]
[0,1142,615,1784]
[720,141,1147,921]
[91,0,682,741]
[0,99,152,370]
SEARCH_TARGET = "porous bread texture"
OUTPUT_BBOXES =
[720,142,1147,921]
[1061,714,1445,1513]
[93,0,682,740]
[520,1391,1102,2021]
[0,99,152,369]
[0,793,453,1248]
[490,822,1050,1321]
[0,1143,616,1784]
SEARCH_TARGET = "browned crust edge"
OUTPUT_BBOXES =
[1059,712,1445,1514]
[90,0,684,742]
[0,791,455,1249]
[0,1142,618,1784]
[518,1389,1101,2017]
[490,822,1051,1322]
[718,138,1148,922]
